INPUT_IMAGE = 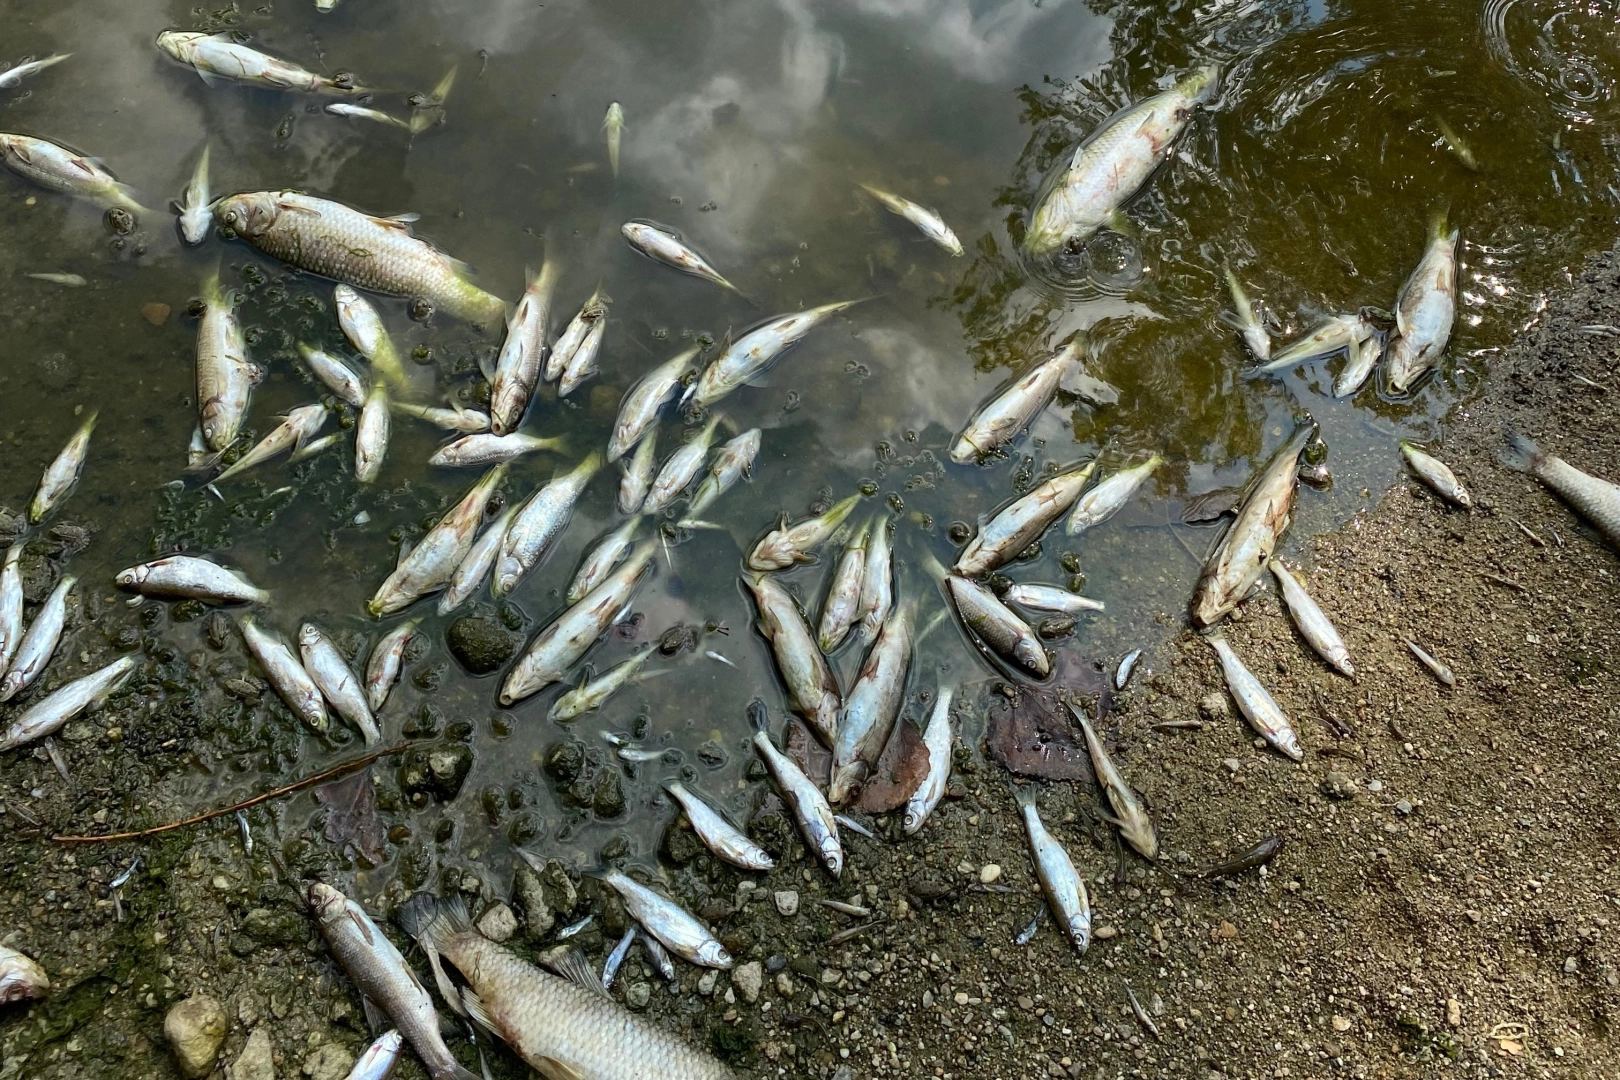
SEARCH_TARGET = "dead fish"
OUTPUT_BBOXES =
[1066,455,1163,535]
[298,343,367,408]
[0,544,22,675]
[951,340,1083,463]
[644,418,721,514]
[567,518,642,604]
[622,220,744,298]
[1222,267,1270,362]
[428,432,564,468]
[0,656,134,752]
[365,618,419,712]
[1115,649,1142,690]
[355,384,391,483]
[1014,908,1044,946]
[548,645,660,722]
[744,573,841,747]
[0,575,74,702]
[816,520,869,654]
[599,870,732,969]
[944,574,1049,678]
[0,53,71,90]
[640,931,676,982]
[300,623,381,745]
[748,494,861,571]
[213,404,329,483]
[240,616,328,732]
[1012,784,1090,953]
[618,430,658,515]
[438,507,514,616]
[858,184,962,256]
[607,346,698,462]
[196,271,262,452]
[549,286,610,389]
[1383,212,1459,395]
[116,555,267,604]
[336,285,407,389]
[684,301,864,410]
[156,32,368,96]
[955,461,1095,577]
[1400,441,1472,508]
[665,782,775,871]
[830,606,912,804]
[1069,701,1158,860]
[1199,835,1283,879]
[1270,563,1353,677]
[1124,983,1160,1040]
[855,515,894,640]
[750,699,842,876]
[604,103,624,177]
[1206,634,1302,761]
[371,466,508,616]
[1001,583,1104,617]
[346,1031,404,1080]
[28,411,96,523]
[1501,433,1620,550]
[0,133,145,213]
[24,272,86,286]
[903,685,954,835]
[602,927,636,991]
[1404,638,1456,687]
[679,428,761,525]
[408,64,458,135]
[0,945,49,1003]
[493,453,602,597]
[326,102,412,130]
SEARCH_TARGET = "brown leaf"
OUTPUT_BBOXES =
[314,767,386,865]
[1181,486,1243,524]
[785,718,831,788]
[856,718,930,814]
[986,655,1108,784]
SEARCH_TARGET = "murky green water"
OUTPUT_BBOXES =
[3,0,1619,878]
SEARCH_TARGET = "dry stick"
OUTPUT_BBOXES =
[51,742,415,844]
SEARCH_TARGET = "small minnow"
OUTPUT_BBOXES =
[0,53,72,90]
[602,927,636,991]
[1221,267,1269,362]
[750,699,842,876]
[325,102,412,130]
[236,810,252,855]
[29,411,96,523]
[1014,908,1044,946]
[1270,563,1354,677]
[832,815,875,840]
[549,645,659,723]
[176,143,211,245]
[857,184,962,256]
[1400,441,1472,508]
[1404,638,1456,687]
[1070,701,1158,860]
[665,782,775,871]
[26,272,86,286]
[599,869,732,969]
[749,494,862,571]
[556,915,594,940]
[903,685,954,835]
[1199,835,1284,879]
[1206,634,1303,761]
[815,899,870,917]
[1012,783,1090,954]
[1124,982,1160,1040]
[603,102,624,177]
[639,931,676,982]
[1115,649,1142,690]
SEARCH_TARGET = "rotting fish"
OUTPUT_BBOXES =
[1067,454,1162,534]
[1115,648,1142,690]
[548,644,659,722]
[0,133,145,213]
[665,782,775,871]
[1014,909,1044,946]
[1400,441,1471,508]
[298,343,367,407]
[335,285,407,388]
[678,427,761,525]
[438,506,513,615]
[393,402,490,433]
[213,191,506,329]
[750,699,843,876]
[0,944,49,1003]
[858,184,962,256]
[903,685,954,835]
[397,893,734,1079]
[307,882,478,1080]
[600,870,732,969]
[945,573,1050,678]
[1002,583,1104,616]
[1222,267,1269,362]
[1069,701,1158,860]
[1383,213,1459,395]
[744,573,842,747]
[25,272,86,286]
[1206,634,1302,761]
[300,623,381,745]
[428,432,563,468]
[493,453,602,597]
[618,430,658,515]
[29,412,96,523]
[1200,835,1284,879]
[1332,321,1384,398]
[175,142,211,245]
[1012,784,1091,954]
[1023,65,1218,257]
[855,515,893,640]
[0,544,23,676]
[0,575,74,702]
[0,656,134,752]
[955,461,1095,577]
[567,518,641,604]
[196,271,262,452]
[117,555,268,604]
[644,418,721,514]
[1191,418,1317,627]
[499,542,656,705]
[602,927,635,991]
[817,520,869,654]
[557,310,608,397]
[325,102,412,130]
[549,286,610,386]
[408,64,458,135]
[747,494,861,571]
[1404,638,1457,687]
[346,1031,404,1080]
[830,607,912,804]
[608,346,698,462]
[1269,562,1354,677]
[1502,433,1620,550]
[240,617,328,732]
[622,221,744,299]
[951,339,1084,463]
[370,465,507,616]
[491,260,561,433]
[213,404,328,483]
[604,102,624,177]
[155,32,366,95]
[355,384,391,483]
[0,54,71,90]
[1255,313,1366,372]
[640,931,677,983]
[684,301,863,409]
[366,618,419,712]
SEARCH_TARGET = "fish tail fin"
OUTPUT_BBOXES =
[1427,204,1453,243]
[110,184,150,216]
[397,892,473,1017]
[435,1064,481,1080]
[746,697,771,734]
[1501,431,1544,475]
[1009,778,1039,812]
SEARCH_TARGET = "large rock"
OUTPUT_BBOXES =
[446,615,517,674]
[400,743,473,802]
[165,994,228,1079]
[227,1028,276,1080]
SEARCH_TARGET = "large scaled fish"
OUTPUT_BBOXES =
[0,133,145,213]
[155,32,366,96]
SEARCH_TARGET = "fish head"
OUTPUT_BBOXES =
[0,952,48,1005]
[1175,64,1221,108]
[297,624,321,648]
[1275,728,1304,762]
[1066,916,1092,952]
[1120,813,1160,862]
[695,941,733,968]
[214,191,279,239]
[1015,638,1051,677]
[902,806,925,835]
[820,839,843,877]
[306,881,346,922]
[114,566,146,588]
[153,31,199,61]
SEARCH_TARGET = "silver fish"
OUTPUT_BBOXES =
[604,103,624,177]
[1012,784,1091,953]
[665,783,775,871]
[298,343,367,407]
[622,221,743,298]
[1191,419,1316,627]
[1258,314,1366,371]
[567,518,641,604]
[1502,433,1620,550]
[307,882,477,1080]
[747,494,861,571]
[744,573,841,747]
[1270,562,1353,677]
[370,465,508,616]
[1332,321,1384,398]
[1014,909,1044,946]
[399,894,733,1079]
[679,427,761,525]
[816,520,869,654]
[394,402,491,433]
[493,453,602,597]
[549,287,609,387]
[0,575,74,702]
[176,142,211,245]
[1070,702,1158,860]
[355,384,391,483]
[1384,215,1459,394]
[1207,634,1302,761]
[640,931,676,983]
[155,32,366,95]
[326,102,412,129]
[1405,638,1457,687]
[366,618,419,712]
[1002,583,1104,616]
[438,507,513,615]
[491,260,561,434]
[499,542,656,705]
[1400,441,1471,508]
[406,64,457,135]
[685,301,861,409]
[29,411,96,523]
[859,184,962,256]
[602,927,636,991]
[0,656,134,752]
[855,515,893,640]
[0,53,71,90]
[830,607,912,804]
[336,285,407,388]
[1115,648,1142,690]
[241,616,328,732]
[951,340,1083,463]
[0,944,49,1003]
[1067,455,1163,534]
[751,704,842,876]
[548,645,658,722]
[618,431,658,515]
[945,574,1050,677]
[116,555,268,604]
[600,870,732,969]
[429,432,563,468]
[557,316,606,399]
[644,418,720,514]
[25,272,85,286]
[292,431,336,461]
[0,544,23,676]
[903,685,954,835]
[955,461,1095,577]
[197,272,262,451]
[214,191,506,329]
[213,404,328,483]
[607,346,698,462]
[1222,267,1269,362]
[555,915,594,940]
[0,133,144,213]
[1024,65,1218,256]
[345,1031,403,1080]
[300,623,381,745]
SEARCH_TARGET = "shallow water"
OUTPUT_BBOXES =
[2,0,1618,880]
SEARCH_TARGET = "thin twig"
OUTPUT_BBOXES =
[1481,572,1526,593]
[51,742,415,844]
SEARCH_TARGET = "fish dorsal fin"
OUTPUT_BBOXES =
[345,908,377,946]
[368,214,418,234]
[424,945,468,1017]
[360,994,388,1034]
[459,986,495,1031]
[534,1057,589,1080]
[543,947,610,999]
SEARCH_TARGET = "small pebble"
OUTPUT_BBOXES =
[774,890,799,917]
[979,864,1002,885]
[1222,758,1241,774]
[1094,926,1117,941]
[141,302,171,326]
[1395,799,1413,815]
[1366,779,1384,793]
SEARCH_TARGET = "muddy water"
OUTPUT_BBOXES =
[1,0,1617,879]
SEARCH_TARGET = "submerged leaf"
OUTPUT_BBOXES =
[986,653,1109,784]
[314,767,386,864]
[856,718,930,813]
